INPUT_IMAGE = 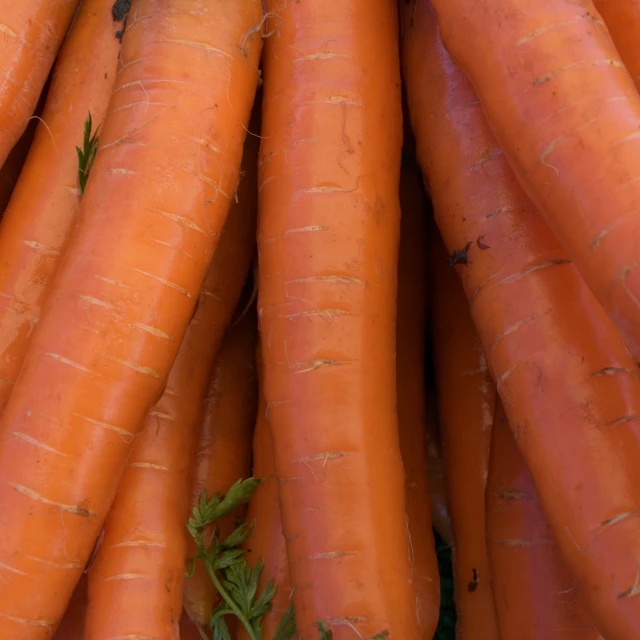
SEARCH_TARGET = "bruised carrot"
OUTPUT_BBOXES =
[53,573,88,640]
[428,0,640,359]
[428,228,499,640]
[183,312,259,630]
[403,2,640,638]
[397,161,440,637]
[487,401,604,640]
[238,347,292,640]
[258,2,418,638]
[0,1,80,167]
[593,0,640,91]
[0,0,120,418]
[0,1,263,635]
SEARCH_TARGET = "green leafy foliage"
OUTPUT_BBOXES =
[75,112,100,195]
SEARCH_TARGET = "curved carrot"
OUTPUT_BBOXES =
[238,348,292,640]
[53,573,87,640]
[403,2,640,638]
[593,0,640,91]
[0,1,263,635]
[428,228,499,640]
[487,401,604,640]
[0,0,80,167]
[85,131,259,640]
[0,0,120,418]
[259,1,418,637]
[183,313,259,630]
[397,161,440,637]
[428,0,640,359]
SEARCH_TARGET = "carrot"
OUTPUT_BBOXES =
[183,311,259,631]
[487,400,604,640]
[593,0,640,91]
[397,161,440,638]
[403,2,640,638]
[428,0,640,359]
[53,573,88,640]
[0,1,263,635]
[180,610,202,640]
[237,346,293,640]
[428,228,499,640]
[258,1,418,638]
[0,0,80,167]
[85,131,259,640]
[0,0,120,419]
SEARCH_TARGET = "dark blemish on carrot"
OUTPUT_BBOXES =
[113,0,131,42]
[467,568,479,592]
[477,236,490,250]
[448,241,472,267]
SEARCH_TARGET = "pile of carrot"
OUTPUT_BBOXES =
[2,0,640,639]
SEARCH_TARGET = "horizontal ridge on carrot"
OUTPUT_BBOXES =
[0,0,263,636]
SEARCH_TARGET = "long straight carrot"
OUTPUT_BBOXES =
[428,228,499,640]
[397,161,440,638]
[428,0,640,359]
[238,347,292,640]
[403,2,640,638]
[0,1,80,167]
[592,0,640,91]
[183,312,258,630]
[0,0,120,417]
[487,401,604,640]
[85,130,259,639]
[259,1,418,638]
[0,1,263,636]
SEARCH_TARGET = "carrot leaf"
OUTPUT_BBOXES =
[272,604,296,640]
[317,622,333,639]
[76,112,100,196]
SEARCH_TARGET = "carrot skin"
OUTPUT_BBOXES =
[0,0,120,418]
[258,1,419,638]
[403,2,640,639]
[429,230,499,640]
[0,1,262,635]
[0,0,80,166]
[429,0,640,359]
[397,163,440,638]
[183,313,259,629]
[487,401,605,640]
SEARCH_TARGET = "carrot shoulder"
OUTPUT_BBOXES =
[429,0,640,359]
[0,0,80,166]
[428,229,499,640]
[487,401,604,640]
[259,1,418,638]
[0,1,262,636]
[403,2,640,638]
[0,0,120,417]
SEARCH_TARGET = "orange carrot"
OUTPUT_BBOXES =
[428,0,640,359]
[487,401,605,640]
[238,347,292,640]
[593,0,640,91]
[429,228,499,640]
[0,2,263,635]
[258,1,418,637]
[53,573,88,640]
[0,0,120,418]
[183,312,259,631]
[397,161,440,638]
[403,2,640,638]
[0,0,80,167]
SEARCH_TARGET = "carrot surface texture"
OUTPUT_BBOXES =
[593,0,640,91]
[487,401,604,640]
[85,131,259,640]
[428,229,499,640]
[428,0,640,360]
[183,310,259,632]
[0,0,80,167]
[403,2,640,639]
[0,0,120,418]
[0,0,263,636]
[258,1,418,638]
[397,161,440,638]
